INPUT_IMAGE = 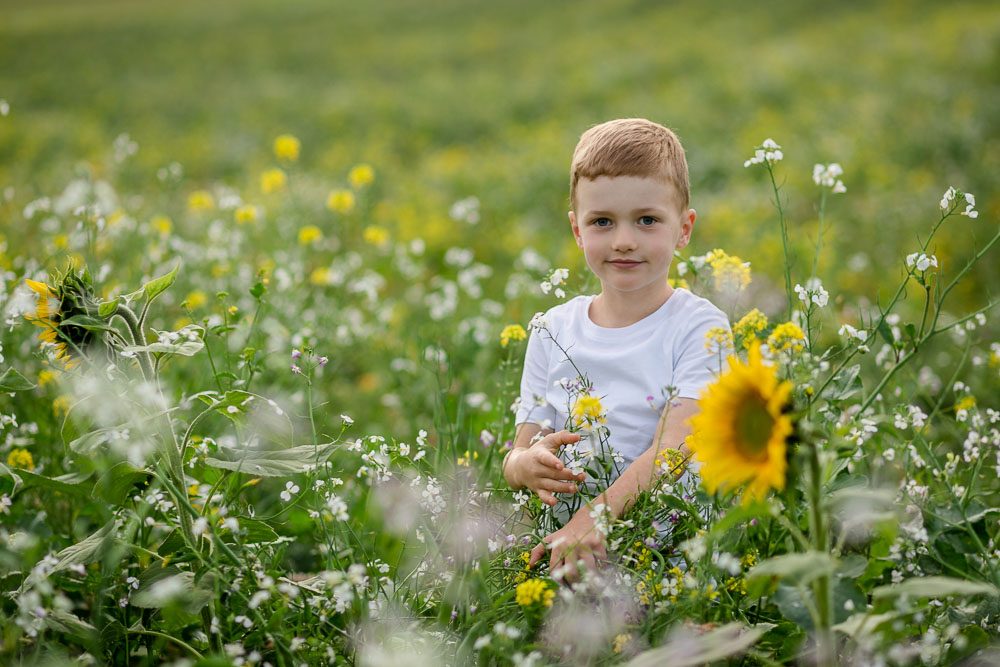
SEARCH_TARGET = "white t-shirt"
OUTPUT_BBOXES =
[515,288,730,473]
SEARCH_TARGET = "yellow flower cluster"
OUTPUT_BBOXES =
[734,308,768,348]
[363,225,389,246]
[668,277,690,290]
[499,324,527,347]
[767,321,806,352]
[187,190,215,212]
[298,225,323,246]
[507,551,532,584]
[151,215,173,236]
[327,189,355,213]
[349,163,375,189]
[273,134,301,162]
[7,448,35,470]
[955,395,976,412]
[704,326,734,355]
[612,633,632,654]
[654,447,688,476]
[706,249,751,292]
[234,204,260,225]
[260,168,287,194]
[571,394,605,428]
[515,578,554,607]
[183,290,207,309]
[456,449,478,466]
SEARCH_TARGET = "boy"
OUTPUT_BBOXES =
[502,118,729,579]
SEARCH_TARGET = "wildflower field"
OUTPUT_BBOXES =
[2,0,1000,665]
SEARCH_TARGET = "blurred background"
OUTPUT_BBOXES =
[1,0,998,437]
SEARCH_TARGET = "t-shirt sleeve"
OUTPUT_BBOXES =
[514,327,557,428]
[671,304,731,399]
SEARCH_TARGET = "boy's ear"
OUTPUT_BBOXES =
[676,208,696,249]
[569,211,583,248]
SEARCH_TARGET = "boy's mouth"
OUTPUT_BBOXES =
[608,259,642,267]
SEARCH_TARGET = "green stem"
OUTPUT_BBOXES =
[127,629,204,659]
[113,303,154,381]
[807,442,834,666]
[811,188,827,282]
[766,163,794,321]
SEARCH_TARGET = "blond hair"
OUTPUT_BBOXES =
[570,118,689,211]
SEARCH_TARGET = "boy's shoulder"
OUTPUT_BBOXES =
[532,294,592,330]
[670,288,729,324]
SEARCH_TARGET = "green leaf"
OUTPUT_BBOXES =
[131,567,213,613]
[0,367,36,392]
[708,500,769,540]
[47,521,117,578]
[823,364,862,402]
[747,551,837,585]
[249,281,267,299]
[833,611,897,638]
[877,319,894,345]
[204,442,339,476]
[44,608,98,642]
[94,462,151,505]
[69,427,126,456]
[872,576,999,601]
[142,262,180,302]
[158,529,187,557]
[98,297,120,318]
[124,325,205,357]
[15,469,94,497]
[0,462,23,494]
[626,622,772,667]
[57,314,119,333]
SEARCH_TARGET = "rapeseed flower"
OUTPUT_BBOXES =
[187,190,215,212]
[687,343,792,504]
[499,324,527,347]
[326,189,355,214]
[734,309,768,348]
[706,249,751,292]
[151,215,173,236]
[363,225,389,246]
[349,164,375,189]
[613,633,632,654]
[704,326,734,356]
[571,393,605,428]
[6,448,34,470]
[767,322,806,353]
[515,578,554,607]
[234,204,261,225]
[273,134,301,162]
[183,290,207,309]
[260,168,287,194]
[298,225,323,246]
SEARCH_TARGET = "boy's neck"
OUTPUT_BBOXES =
[589,283,675,328]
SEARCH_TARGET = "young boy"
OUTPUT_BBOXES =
[502,118,729,579]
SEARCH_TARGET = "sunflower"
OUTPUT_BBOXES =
[24,269,100,369]
[687,343,793,503]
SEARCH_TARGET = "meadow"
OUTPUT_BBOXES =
[1,0,1000,664]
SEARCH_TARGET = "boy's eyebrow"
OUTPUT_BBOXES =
[585,206,669,216]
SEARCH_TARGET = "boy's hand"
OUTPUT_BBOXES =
[528,510,606,581]
[506,430,586,506]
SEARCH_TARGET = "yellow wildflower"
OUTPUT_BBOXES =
[456,450,479,467]
[706,249,751,292]
[228,305,238,316]
[687,343,793,504]
[571,394,605,427]
[151,215,173,235]
[654,447,688,476]
[260,168,287,194]
[955,395,976,412]
[500,324,527,347]
[326,189,355,214]
[363,225,389,246]
[7,448,35,470]
[183,290,207,309]
[768,322,806,352]
[613,633,632,655]
[187,190,214,212]
[734,309,768,349]
[298,225,323,246]
[704,326,734,355]
[53,234,69,249]
[234,204,260,225]
[515,578,555,607]
[38,368,57,387]
[273,134,301,162]
[310,267,333,286]
[668,277,690,290]
[53,396,72,415]
[349,163,375,189]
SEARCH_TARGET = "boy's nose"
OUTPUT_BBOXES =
[611,226,637,251]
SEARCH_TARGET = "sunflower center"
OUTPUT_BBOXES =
[734,394,774,460]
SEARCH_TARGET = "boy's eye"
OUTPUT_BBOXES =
[638,215,657,226]
[593,217,612,227]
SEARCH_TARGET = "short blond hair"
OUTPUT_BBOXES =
[570,118,689,211]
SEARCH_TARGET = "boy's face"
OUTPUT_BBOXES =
[569,174,694,302]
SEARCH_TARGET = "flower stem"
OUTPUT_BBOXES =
[766,163,794,321]
[806,441,834,666]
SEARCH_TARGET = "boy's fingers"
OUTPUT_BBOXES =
[540,430,581,452]
[536,489,557,506]
[540,479,577,495]
[528,542,547,568]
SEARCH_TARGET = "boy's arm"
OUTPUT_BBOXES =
[528,398,700,576]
